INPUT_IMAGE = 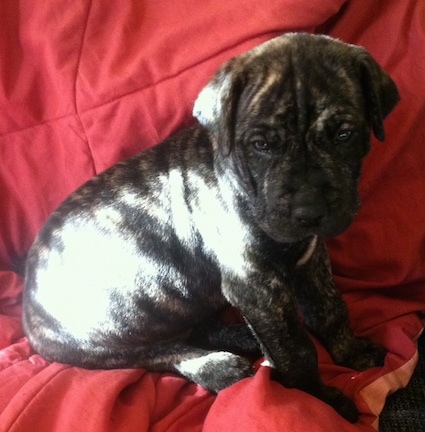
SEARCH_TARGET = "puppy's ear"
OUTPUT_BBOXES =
[357,52,400,141]
[193,59,244,155]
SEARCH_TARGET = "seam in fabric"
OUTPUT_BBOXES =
[72,0,96,173]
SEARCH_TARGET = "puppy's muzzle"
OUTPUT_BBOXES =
[292,190,327,229]
[289,183,356,240]
[290,168,329,229]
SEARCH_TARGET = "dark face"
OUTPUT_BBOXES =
[194,33,400,243]
[234,101,368,242]
[232,58,370,242]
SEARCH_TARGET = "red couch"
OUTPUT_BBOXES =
[1,1,424,431]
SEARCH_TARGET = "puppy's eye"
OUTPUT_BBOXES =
[334,125,355,144]
[251,138,270,153]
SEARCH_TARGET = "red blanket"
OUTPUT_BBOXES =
[1,1,424,431]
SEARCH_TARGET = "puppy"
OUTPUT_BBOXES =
[23,33,399,422]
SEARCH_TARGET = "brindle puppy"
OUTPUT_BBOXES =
[23,33,399,422]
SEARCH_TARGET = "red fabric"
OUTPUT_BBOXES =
[1,0,424,431]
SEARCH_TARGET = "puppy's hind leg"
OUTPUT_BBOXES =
[132,342,254,393]
[188,317,261,356]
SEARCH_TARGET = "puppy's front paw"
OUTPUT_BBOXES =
[336,337,386,371]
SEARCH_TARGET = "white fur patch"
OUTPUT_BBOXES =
[176,351,236,376]
[34,218,143,340]
[193,82,222,127]
[168,168,196,246]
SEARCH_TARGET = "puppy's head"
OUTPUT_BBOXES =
[194,33,399,243]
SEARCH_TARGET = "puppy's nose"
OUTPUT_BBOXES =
[293,205,325,228]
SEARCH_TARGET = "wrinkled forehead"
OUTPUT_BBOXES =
[238,36,364,127]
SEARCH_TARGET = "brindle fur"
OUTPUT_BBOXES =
[23,33,399,423]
